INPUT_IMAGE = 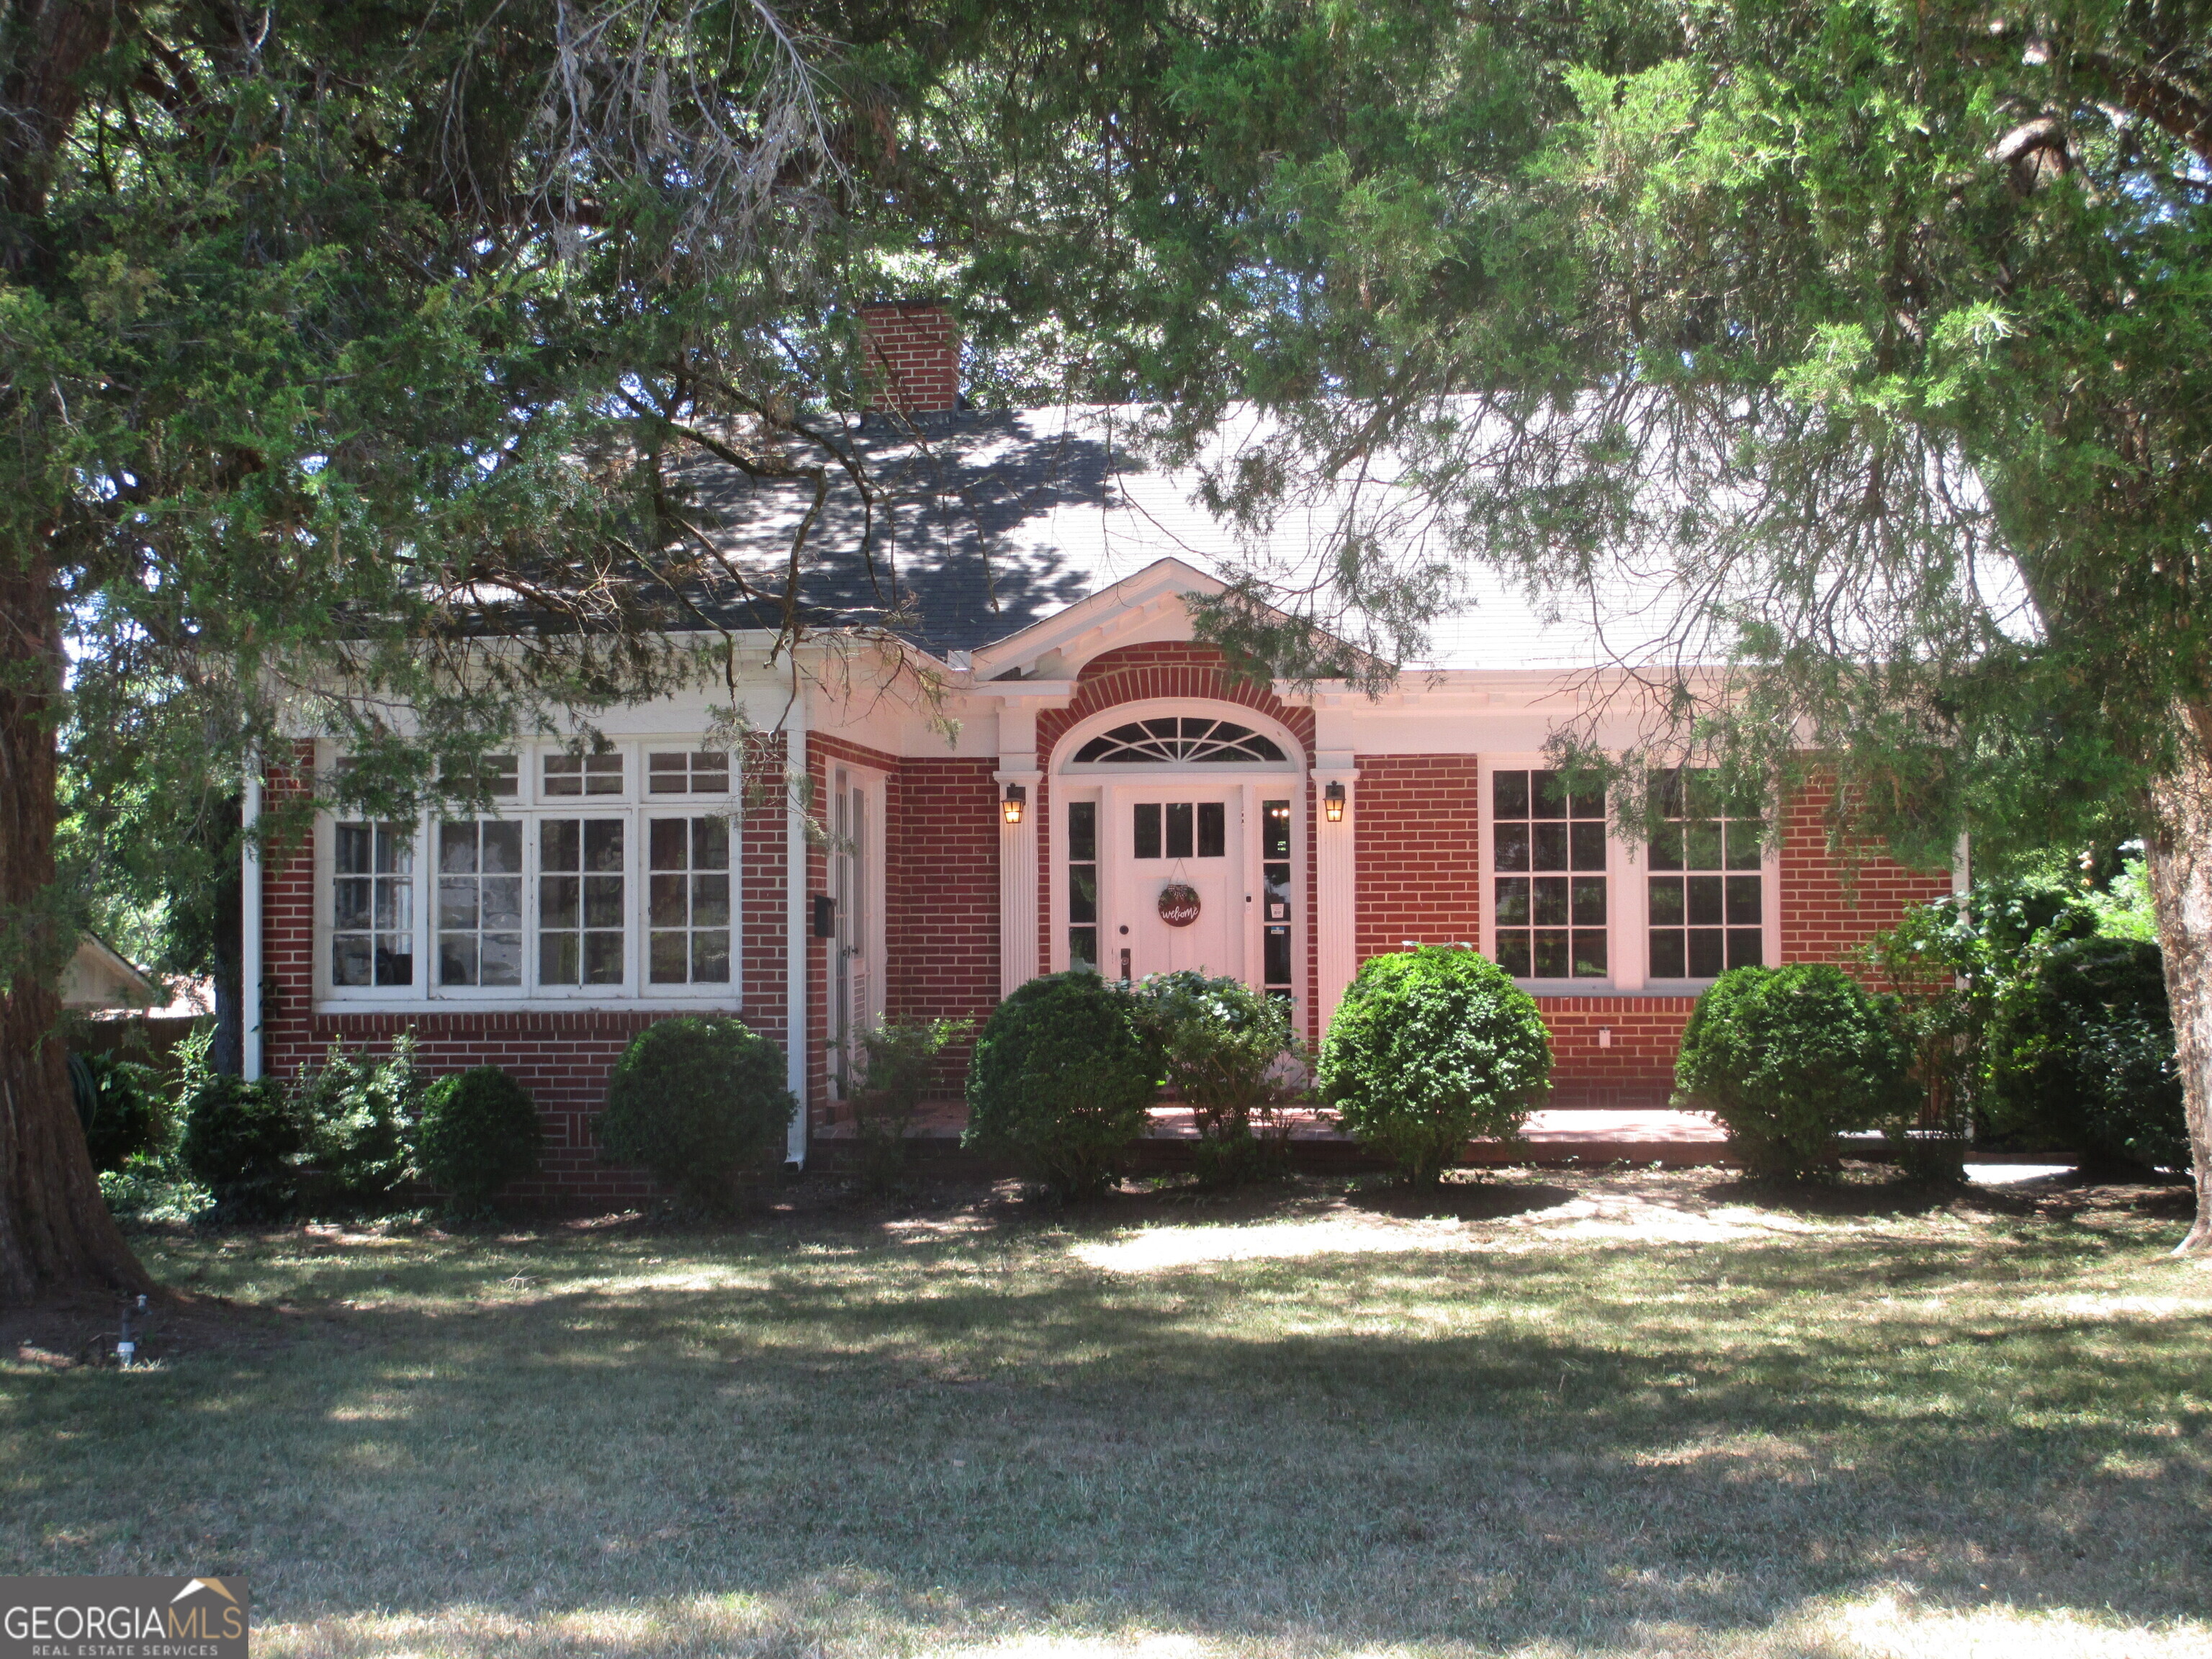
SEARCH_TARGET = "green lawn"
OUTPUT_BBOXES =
[4,1169,2208,1658]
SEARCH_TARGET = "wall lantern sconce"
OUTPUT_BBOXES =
[1323,780,1346,822]
[1002,782,1027,826]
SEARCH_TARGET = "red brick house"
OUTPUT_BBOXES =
[240,305,1952,1197]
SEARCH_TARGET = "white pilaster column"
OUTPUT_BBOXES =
[996,765,1041,997]
[1312,758,1359,1033]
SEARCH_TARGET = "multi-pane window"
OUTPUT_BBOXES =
[1133,801,1226,860]
[648,817,732,984]
[544,752,623,796]
[1067,801,1099,974]
[1492,770,1608,979]
[437,822,523,986]
[333,822,415,986]
[540,819,625,985]
[1648,770,1765,978]
[647,752,731,795]
[1262,799,1292,996]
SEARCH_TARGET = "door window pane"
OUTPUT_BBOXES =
[647,817,731,983]
[1491,770,1606,979]
[541,818,624,985]
[1648,768,1766,977]
[1165,802,1195,859]
[1067,801,1098,972]
[333,822,413,986]
[437,820,523,986]
[1263,799,1292,995]
[1133,802,1161,860]
[1197,801,1226,858]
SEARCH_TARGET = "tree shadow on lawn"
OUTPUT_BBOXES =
[9,1216,2208,1658]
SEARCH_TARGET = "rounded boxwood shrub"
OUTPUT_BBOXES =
[1136,971,1302,1185]
[597,1017,795,1208]
[1989,936,2188,1172]
[1674,963,1917,1179]
[418,1066,543,1209]
[963,971,1158,1199]
[180,1074,302,1220]
[1318,947,1551,1185]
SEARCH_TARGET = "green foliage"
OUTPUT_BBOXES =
[179,1074,302,1222]
[963,973,1159,1200]
[598,1019,795,1210]
[418,1067,544,1210]
[289,1036,425,1212]
[1675,965,1918,1180]
[847,1016,974,1192]
[68,1051,171,1174]
[1318,948,1550,1186]
[1990,938,2188,1174]
[1136,971,1303,1185]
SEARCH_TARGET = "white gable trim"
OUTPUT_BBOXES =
[968,557,1223,682]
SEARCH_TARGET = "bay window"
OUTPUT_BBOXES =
[323,744,742,1004]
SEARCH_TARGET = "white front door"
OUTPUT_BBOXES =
[1113,787,1244,983]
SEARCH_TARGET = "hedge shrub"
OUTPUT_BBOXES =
[1137,971,1301,1184]
[1674,963,1917,1178]
[1318,947,1550,1185]
[597,1018,795,1208]
[69,1051,169,1172]
[180,1074,301,1219]
[1989,936,2188,1172]
[849,1015,973,1191]
[418,1066,544,1209]
[963,972,1158,1198]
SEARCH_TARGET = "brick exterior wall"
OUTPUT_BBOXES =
[259,736,793,1203]
[1352,754,1485,963]
[1780,778,1953,966]
[1536,996,1696,1110]
[888,753,1001,1087]
[860,302,959,415]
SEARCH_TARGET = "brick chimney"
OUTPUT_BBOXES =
[859,300,960,416]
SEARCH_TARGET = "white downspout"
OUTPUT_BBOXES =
[784,706,809,1166]
[240,761,264,1082]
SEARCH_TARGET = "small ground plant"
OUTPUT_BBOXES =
[1137,971,1302,1184]
[1675,963,1917,1179]
[418,1066,544,1212]
[290,1035,424,1211]
[1319,946,1550,1185]
[847,1015,974,1190]
[598,1017,795,1210]
[963,971,1156,1199]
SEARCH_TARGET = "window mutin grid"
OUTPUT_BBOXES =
[1647,768,1766,979]
[544,752,624,797]
[1491,768,1608,979]
[333,822,415,987]
[647,817,732,984]
[1074,718,1287,765]
[539,818,626,986]
[647,751,732,796]
[437,820,523,987]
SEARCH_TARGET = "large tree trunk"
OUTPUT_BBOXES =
[0,559,153,1303]
[2142,705,2212,1256]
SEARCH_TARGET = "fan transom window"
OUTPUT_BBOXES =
[1073,718,1287,765]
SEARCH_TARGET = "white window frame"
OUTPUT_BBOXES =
[315,739,744,1012]
[1477,753,1637,994]
[1639,765,1783,990]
